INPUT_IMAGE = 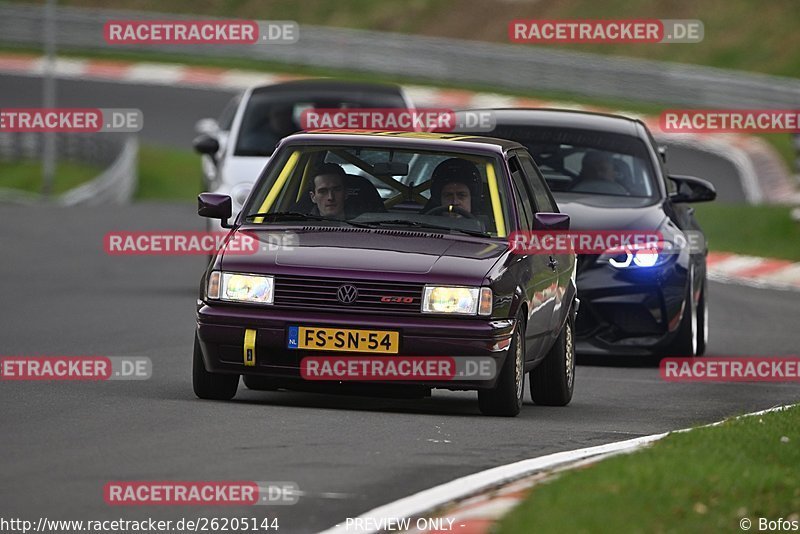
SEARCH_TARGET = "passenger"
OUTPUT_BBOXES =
[309,163,346,219]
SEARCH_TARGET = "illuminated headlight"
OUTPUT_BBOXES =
[207,271,274,304]
[600,244,673,269]
[422,286,492,316]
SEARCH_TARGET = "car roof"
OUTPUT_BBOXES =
[464,108,645,137]
[282,130,526,154]
[250,78,405,96]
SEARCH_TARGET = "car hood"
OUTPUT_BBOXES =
[553,193,667,231]
[219,227,508,285]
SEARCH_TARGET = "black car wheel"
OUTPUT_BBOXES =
[668,272,698,357]
[478,314,525,417]
[192,334,239,400]
[696,277,708,356]
[243,375,281,391]
[530,307,575,406]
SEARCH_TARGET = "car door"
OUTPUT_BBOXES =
[517,150,574,337]
[508,153,554,358]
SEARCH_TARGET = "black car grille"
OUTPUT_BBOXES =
[273,275,424,314]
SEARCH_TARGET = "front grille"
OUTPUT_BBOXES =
[273,275,424,314]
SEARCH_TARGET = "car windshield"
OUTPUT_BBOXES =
[489,126,658,198]
[234,91,407,157]
[242,142,510,238]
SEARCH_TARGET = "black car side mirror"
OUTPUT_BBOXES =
[192,134,220,165]
[198,193,233,228]
[668,175,717,203]
[533,212,570,231]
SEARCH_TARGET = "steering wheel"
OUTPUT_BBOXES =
[423,205,476,219]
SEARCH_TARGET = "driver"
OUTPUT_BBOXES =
[578,150,616,183]
[425,158,482,217]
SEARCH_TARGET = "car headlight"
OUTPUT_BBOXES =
[600,242,675,268]
[422,286,492,316]
[207,272,274,304]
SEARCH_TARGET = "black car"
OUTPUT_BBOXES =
[457,109,716,358]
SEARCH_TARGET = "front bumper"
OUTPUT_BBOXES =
[574,259,689,356]
[196,303,515,390]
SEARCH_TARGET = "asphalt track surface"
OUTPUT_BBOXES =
[2,75,798,533]
[0,74,747,202]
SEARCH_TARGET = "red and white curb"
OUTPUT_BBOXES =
[320,404,795,534]
[1,52,797,205]
[707,251,800,291]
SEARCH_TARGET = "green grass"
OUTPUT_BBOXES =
[136,144,200,200]
[694,203,800,262]
[0,159,99,194]
[499,405,800,534]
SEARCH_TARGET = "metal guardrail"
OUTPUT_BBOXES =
[1,3,799,108]
[0,132,138,205]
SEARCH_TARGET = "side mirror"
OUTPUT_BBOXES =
[668,175,717,203]
[198,193,233,228]
[533,212,570,231]
[193,134,220,156]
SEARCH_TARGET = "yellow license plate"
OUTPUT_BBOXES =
[288,326,399,354]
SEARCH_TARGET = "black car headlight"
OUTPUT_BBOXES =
[599,242,676,269]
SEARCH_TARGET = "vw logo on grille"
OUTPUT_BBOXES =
[336,284,359,304]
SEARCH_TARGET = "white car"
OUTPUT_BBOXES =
[193,79,413,231]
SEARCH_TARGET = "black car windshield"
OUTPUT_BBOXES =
[490,126,659,198]
[242,142,511,238]
[234,91,407,157]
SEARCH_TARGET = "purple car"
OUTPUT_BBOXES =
[194,131,577,416]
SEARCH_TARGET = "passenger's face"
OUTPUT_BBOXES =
[310,175,345,218]
[441,182,471,214]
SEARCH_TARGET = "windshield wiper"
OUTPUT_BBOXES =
[243,211,371,227]
[358,219,490,238]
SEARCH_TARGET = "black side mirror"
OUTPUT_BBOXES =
[668,175,717,203]
[533,212,570,231]
[198,193,233,228]
[192,134,220,164]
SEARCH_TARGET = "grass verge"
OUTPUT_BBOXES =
[137,144,200,201]
[694,203,800,262]
[0,159,99,195]
[498,405,800,534]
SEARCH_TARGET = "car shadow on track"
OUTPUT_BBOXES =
[576,353,663,368]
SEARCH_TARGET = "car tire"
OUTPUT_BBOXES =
[530,307,575,406]
[696,277,708,356]
[668,273,698,357]
[243,375,280,391]
[478,314,525,417]
[192,334,239,400]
